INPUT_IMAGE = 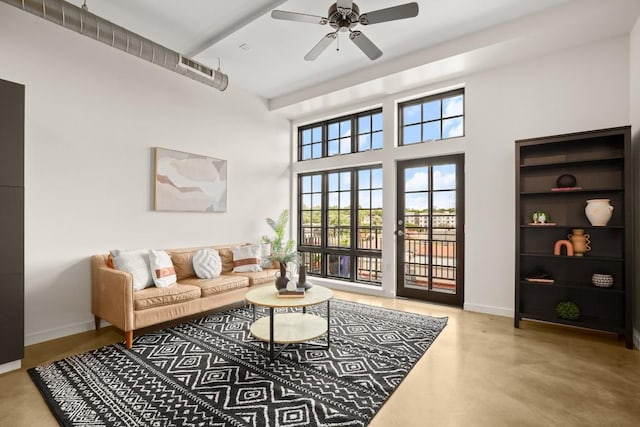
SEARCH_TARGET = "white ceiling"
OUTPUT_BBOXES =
[66,0,640,118]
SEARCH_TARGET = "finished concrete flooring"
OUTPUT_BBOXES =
[1,290,638,426]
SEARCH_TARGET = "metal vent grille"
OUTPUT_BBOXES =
[180,56,214,78]
[1,0,228,91]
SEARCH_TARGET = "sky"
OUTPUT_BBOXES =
[405,164,457,210]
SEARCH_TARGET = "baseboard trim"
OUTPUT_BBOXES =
[311,278,396,299]
[464,303,512,317]
[25,319,96,346]
[0,359,21,374]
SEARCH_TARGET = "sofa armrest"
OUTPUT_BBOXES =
[95,266,135,332]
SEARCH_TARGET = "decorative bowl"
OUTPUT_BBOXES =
[556,173,577,188]
[592,274,613,288]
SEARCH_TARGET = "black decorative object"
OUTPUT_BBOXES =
[297,264,313,290]
[275,262,290,290]
[556,173,577,188]
[555,301,580,320]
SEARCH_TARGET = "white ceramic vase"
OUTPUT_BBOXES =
[585,199,614,226]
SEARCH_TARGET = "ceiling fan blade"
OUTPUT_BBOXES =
[359,2,419,25]
[337,0,354,12]
[305,33,337,61]
[349,31,382,60]
[271,10,328,25]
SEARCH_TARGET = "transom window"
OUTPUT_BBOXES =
[399,89,464,145]
[298,166,383,285]
[298,108,382,161]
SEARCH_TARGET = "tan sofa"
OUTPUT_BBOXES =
[91,244,276,349]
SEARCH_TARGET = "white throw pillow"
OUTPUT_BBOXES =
[232,245,262,273]
[192,248,222,279]
[149,249,177,288]
[110,249,153,291]
[260,242,273,269]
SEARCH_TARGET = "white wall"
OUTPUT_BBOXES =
[463,36,629,315]
[293,35,631,317]
[0,3,635,364]
[630,16,640,348]
[0,4,290,347]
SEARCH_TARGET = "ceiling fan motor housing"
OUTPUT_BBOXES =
[328,2,359,32]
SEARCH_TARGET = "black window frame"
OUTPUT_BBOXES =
[298,107,383,161]
[298,165,383,285]
[398,88,465,146]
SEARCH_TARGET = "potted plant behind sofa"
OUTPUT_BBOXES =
[263,209,298,290]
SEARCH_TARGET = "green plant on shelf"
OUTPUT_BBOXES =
[555,301,580,320]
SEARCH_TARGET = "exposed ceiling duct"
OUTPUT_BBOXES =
[1,0,228,91]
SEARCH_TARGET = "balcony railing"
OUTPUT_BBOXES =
[404,235,457,291]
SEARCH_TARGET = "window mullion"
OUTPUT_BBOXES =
[350,169,358,280]
[321,172,327,277]
[351,117,357,154]
[420,100,424,143]
[322,123,327,158]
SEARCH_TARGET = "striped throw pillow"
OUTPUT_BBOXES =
[232,245,262,273]
[149,249,177,288]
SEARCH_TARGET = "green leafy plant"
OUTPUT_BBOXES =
[262,210,298,265]
[555,301,580,320]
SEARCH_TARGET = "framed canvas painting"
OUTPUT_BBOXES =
[154,147,227,212]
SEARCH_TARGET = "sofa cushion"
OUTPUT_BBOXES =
[232,245,262,273]
[149,249,177,288]
[259,242,273,269]
[133,284,201,311]
[110,249,153,291]
[179,274,249,297]
[192,248,222,279]
[171,251,196,280]
[229,269,278,287]
[218,248,234,273]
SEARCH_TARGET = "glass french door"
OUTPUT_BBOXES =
[396,155,464,306]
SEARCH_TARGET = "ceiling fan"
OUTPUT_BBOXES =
[271,0,419,61]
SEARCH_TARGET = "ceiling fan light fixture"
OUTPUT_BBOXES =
[271,1,420,61]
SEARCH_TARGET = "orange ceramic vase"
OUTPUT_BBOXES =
[568,228,591,256]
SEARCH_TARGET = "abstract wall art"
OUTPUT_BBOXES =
[154,147,227,212]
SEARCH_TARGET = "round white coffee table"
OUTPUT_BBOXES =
[245,285,333,361]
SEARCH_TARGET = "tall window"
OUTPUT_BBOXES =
[298,166,383,285]
[298,108,382,161]
[399,89,464,145]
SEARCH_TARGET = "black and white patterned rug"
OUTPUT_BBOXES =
[29,299,447,427]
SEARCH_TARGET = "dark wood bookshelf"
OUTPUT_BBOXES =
[514,126,634,349]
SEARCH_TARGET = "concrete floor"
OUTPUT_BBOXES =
[1,290,638,426]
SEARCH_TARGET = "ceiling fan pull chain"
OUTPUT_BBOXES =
[336,32,340,51]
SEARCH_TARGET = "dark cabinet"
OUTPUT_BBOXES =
[514,126,634,349]
[0,79,24,364]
